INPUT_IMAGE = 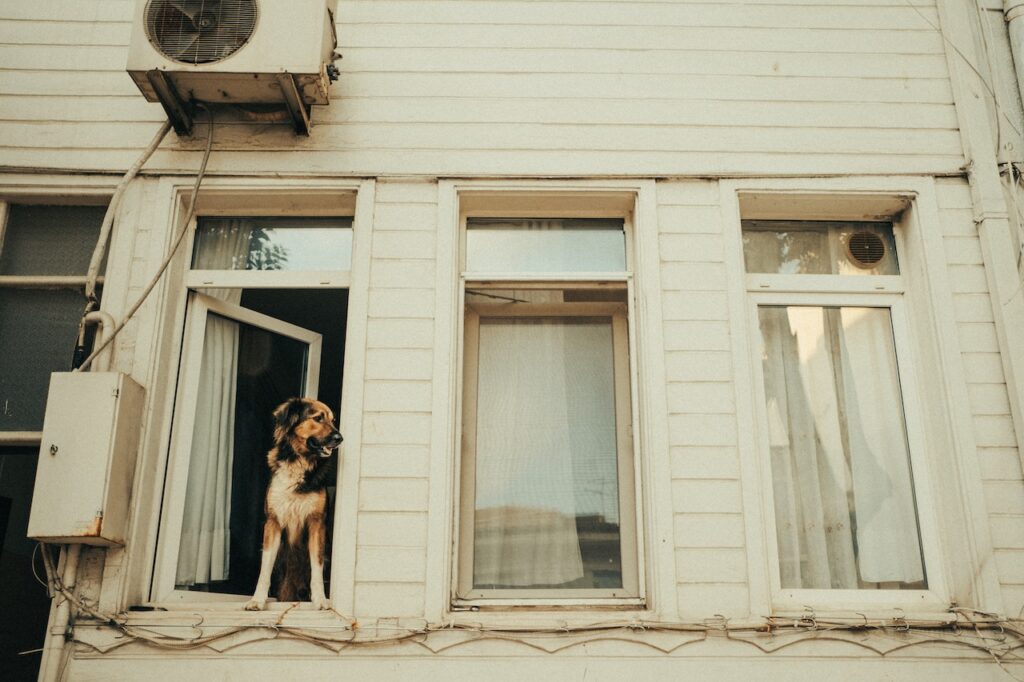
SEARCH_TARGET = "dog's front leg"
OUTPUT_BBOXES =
[245,517,282,611]
[308,514,330,610]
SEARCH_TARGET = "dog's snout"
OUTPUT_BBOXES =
[328,430,343,446]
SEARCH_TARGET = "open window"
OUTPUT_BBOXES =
[152,215,352,603]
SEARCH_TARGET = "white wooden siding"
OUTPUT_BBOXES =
[656,179,751,618]
[353,180,438,619]
[936,177,1024,616]
[0,0,964,177]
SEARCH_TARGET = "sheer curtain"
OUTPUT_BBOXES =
[760,306,925,589]
[472,317,617,588]
[175,221,249,586]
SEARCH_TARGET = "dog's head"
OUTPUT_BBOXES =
[273,397,343,459]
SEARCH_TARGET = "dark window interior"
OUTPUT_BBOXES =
[183,288,348,597]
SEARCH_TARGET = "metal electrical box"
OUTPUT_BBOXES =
[27,372,145,546]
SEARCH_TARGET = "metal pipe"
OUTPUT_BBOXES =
[81,311,115,373]
[1006,1,1024,111]
[36,311,113,681]
[38,543,81,682]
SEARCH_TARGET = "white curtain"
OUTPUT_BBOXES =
[472,317,618,588]
[175,221,249,586]
[760,306,925,589]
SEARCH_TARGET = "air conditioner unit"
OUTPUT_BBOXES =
[127,0,339,135]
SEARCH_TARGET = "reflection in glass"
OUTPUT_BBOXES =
[758,306,925,590]
[473,317,622,589]
[743,221,899,276]
[466,218,626,273]
[193,217,353,271]
[176,312,308,594]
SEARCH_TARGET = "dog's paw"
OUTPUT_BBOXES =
[311,597,332,610]
[244,599,266,611]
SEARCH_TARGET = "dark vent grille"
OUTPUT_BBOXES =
[847,231,886,267]
[145,0,257,65]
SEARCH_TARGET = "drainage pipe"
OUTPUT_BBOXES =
[36,313,114,682]
[1006,1,1024,109]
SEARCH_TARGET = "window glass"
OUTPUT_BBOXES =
[0,205,105,276]
[757,305,925,590]
[471,316,622,590]
[0,205,106,432]
[176,309,311,595]
[0,290,86,432]
[192,217,353,271]
[466,218,626,273]
[743,221,899,276]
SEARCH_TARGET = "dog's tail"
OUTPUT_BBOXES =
[276,528,311,601]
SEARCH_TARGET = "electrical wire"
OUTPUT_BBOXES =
[905,0,1023,143]
[30,541,50,593]
[35,543,1024,668]
[75,108,214,373]
[82,120,173,310]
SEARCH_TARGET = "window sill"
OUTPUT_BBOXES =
[769,588,950,620]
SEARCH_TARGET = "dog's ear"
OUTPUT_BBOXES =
[272,398,308,434]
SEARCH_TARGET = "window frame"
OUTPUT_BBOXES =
[150,292,325,604]
[0,199,109,445]
[457,298,639,602]
[140,181,373,610]
[451,210,648,609]
[733,198,954,615]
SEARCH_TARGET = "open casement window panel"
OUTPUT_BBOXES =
[151,216,352,603]
[456,217,642,606]
[742,219,947,610]
[0,203,106,443]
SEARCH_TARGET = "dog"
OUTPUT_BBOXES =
[245,397,342,611]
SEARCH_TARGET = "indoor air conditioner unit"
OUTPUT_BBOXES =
[127,0,339,135]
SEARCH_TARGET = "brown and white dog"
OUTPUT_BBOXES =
[245,397,342,611]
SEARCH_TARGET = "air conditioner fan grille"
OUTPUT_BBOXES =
[145,0,258,65]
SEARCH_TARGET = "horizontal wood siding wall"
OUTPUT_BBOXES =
[657,179,750,617]
[0,0,963,177]
[354,180,437,619]
[936,178,1024,615]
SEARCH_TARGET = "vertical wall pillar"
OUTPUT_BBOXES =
[939,1,1024,463]
[937,0,1024,612]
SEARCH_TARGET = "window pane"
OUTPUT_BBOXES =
[0,289,82,431]
[473,317,622,590]
[175,310,309,594]
[192,217,353,271]
[466,219,626,273]
[743,221,899,276]
[757,306,926,590]
[0,205,106,276]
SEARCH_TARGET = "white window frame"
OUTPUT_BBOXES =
[140,180,374,609]
[426,181,671,624]
[456,296,640,603]
[450,205,643,606]
[151,293,324,603]
[720,178,1004,617]
[745,278,947,611]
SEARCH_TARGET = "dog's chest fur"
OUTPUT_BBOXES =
[266,459,325,541]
